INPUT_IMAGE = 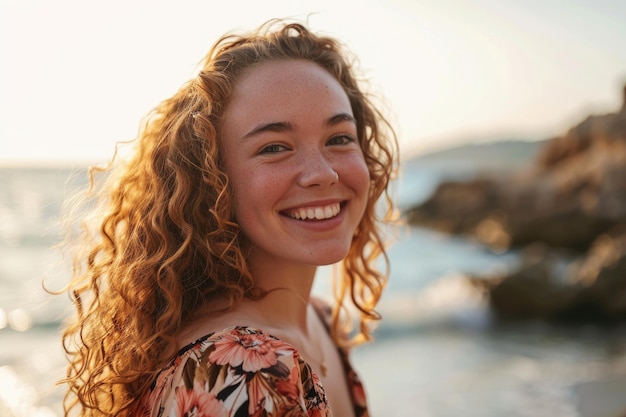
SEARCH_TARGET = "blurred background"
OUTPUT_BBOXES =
[2,1,626,416]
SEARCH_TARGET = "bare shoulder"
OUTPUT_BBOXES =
[177,306,256,347]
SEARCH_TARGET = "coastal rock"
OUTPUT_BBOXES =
[469,244,580,319]
[471,229,626,320]
[572,229,626,319]
[406,178,503,235]
[407,84,626,252]
[407,84,626,321]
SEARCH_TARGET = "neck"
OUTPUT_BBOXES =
[244,254,318,332]
[241,258,331,379]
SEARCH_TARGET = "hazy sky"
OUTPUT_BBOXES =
[2,0,626,163]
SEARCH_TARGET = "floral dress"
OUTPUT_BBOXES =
[138,305,370,417]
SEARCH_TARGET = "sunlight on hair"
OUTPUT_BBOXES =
[0,366,56,417]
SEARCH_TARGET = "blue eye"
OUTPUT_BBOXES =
[328,134,356,146]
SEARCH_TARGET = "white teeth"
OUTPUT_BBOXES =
[288,203,341,220]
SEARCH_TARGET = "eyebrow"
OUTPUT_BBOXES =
[243,121,293,139]
[325,112,357,127]
[242,112,356,139]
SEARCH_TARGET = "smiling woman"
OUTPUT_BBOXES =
[57,19,398,417]
[220,60,371,271]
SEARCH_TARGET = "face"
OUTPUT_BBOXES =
[220,59,370,271]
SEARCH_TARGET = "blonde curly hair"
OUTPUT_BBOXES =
[59,19,398,416]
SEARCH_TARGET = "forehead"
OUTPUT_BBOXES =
[234,59,344,96]
[224,59,352,123]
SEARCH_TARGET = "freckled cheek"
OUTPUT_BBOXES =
[231,168,283,215]
[342,156,371,195]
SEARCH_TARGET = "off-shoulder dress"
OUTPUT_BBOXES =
[138,302,370,417]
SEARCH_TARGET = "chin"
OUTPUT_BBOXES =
[308,248,350,266]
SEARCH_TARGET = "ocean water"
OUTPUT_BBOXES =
[1,164,625,417]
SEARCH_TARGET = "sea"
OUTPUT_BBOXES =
[1,161,625,417]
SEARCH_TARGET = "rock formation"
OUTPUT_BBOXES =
[406,85,626,321]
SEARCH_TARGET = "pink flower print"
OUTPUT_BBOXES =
[309,407,328,417]
[246,373,271,415]
[305,370,329,417]
[135,363,177,417]
[276,363,308,412]
[275,366,301,402]
[310,367,322,388]
[175,382,226,417]
[209,328,285,373]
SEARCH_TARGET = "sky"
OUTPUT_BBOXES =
[1,0,626,164]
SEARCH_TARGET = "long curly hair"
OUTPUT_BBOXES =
[59,19,398,416]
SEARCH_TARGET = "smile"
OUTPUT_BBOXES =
[284,202,341,220]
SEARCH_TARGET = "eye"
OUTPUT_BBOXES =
[327,134,357,146]
[259,143,289,154]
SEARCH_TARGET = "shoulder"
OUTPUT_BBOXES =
[138,326,330,417]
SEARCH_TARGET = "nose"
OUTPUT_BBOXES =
[297,150,338,188]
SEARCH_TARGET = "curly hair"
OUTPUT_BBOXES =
[59,19,398,416]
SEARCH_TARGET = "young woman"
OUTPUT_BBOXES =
[60,19,397,417]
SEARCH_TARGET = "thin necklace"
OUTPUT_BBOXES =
[267,287,328,377]
[306,302,329,378]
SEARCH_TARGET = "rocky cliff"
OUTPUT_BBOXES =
[406,85,626,321]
